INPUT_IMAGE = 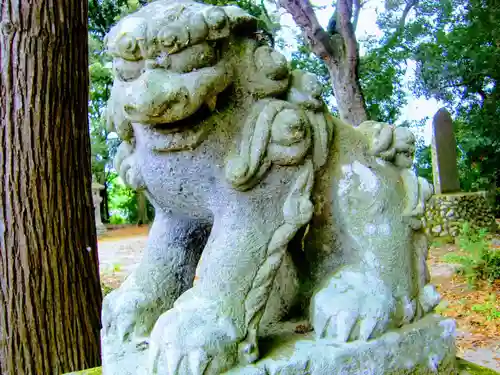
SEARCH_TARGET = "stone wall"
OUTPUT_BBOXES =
[424,192,497,241]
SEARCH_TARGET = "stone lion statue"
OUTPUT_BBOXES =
[101,1,454,374]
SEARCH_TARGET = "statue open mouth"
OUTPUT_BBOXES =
[148,95,220,134]
[136,99,222,153]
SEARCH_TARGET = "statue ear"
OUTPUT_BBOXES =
[287,70,323,110]
[202,5,256,41]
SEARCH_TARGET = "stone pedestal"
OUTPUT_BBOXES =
[101,315,457,375]
[424,192,497,241]
[92,180,107,236]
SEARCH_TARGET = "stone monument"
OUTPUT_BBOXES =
[92,177,107,236]
[425,109,496,240]
[100,1,457,374]
[431,108,460,194]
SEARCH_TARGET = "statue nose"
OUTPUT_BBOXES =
[124,85,190,118]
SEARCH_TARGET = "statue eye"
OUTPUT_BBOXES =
[116,34,143,61]
[114,58,144,82]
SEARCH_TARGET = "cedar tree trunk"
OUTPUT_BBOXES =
[0,1,102,374]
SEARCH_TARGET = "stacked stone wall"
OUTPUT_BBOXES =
[424,192,497,240]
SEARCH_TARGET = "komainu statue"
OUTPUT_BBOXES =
[101,1,457,374]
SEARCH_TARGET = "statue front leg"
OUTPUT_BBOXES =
[101,209,210,345]
[146,161,314,375]
[147,214,280,374]
[311,160,425,342]
[147,202,308,374]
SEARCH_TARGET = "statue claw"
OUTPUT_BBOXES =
[148,295,242,375]
[312,269,396,342]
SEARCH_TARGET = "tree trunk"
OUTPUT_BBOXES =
[278,0,368,126]
[136,191,149,226]
[0,1,102,374]
[102,184,110,224]
[328,58,367,126]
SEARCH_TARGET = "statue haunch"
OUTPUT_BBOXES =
[101,1,441,374]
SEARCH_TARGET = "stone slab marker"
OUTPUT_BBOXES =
[431,108,460,194]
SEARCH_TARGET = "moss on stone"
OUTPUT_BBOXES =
[425,191,496,240]
[434,192,488,198]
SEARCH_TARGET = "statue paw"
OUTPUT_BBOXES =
[102,287,159,344]
[311,269,397,342]
[148,295,242,375]
[418,284,441,314]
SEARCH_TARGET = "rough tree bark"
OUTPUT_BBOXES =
[279,0,368,126]
[136,191,149,226]
[0,1,102,374]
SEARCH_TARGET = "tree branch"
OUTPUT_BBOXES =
[278,0,339,63]
[398,0,419,31]
[337,0,358,71]
[352,0,362,32]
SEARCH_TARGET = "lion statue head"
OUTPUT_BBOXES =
[104,0,334,194]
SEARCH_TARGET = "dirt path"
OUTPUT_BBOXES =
[98,226,148,289]
[429,243,500,372]
[98,227,499,371]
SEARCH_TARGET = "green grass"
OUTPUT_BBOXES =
[458,358,500,374]
[63,367,101,375]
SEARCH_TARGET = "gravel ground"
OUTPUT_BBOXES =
[98,235,147,288]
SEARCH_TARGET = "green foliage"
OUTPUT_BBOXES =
[89,32,115,181]
[109,214,126,225]
[367,0,500,198]
[471,293,500,321]
[442,223,500,288]
[101,283,115,297]
[414,142,433,182]
[359,37,409,124]
[89,0,147,38]
[107,173,155,223]
[88,0,145,220]
[403,0,500,193]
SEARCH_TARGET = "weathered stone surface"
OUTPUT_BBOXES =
[431,108,460,194]
[100,1,455,374]
[103,315,457,375]
[64,356,500,375]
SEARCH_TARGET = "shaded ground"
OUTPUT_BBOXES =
[98,225,499,371]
